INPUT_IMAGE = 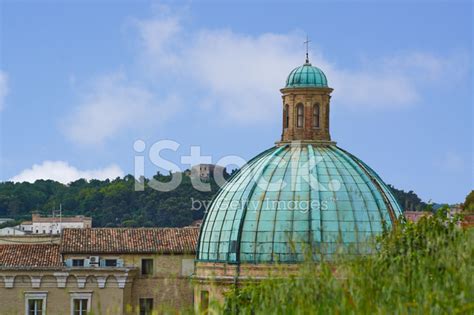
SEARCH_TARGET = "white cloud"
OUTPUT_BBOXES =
[63,72,179,145]
[136,20,302,122]
[134,9,468,121]
[328,68,420,109]
[135,12,182,69]
[62,6,469,145]
[380,51,470,82]
[328,51,469,109]
[187,31,304,122]
[10,161,124,184]
[0,71,8,111]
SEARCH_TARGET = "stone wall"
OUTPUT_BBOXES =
[0,268,134,314]
[193,261,300,313]
[0,254,196,314]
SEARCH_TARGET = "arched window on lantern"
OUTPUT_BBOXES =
[296,104,304,128]
[284,104,289,129]
[313,103,320,128]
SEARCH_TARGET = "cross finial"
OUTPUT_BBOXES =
[304,35,311,64]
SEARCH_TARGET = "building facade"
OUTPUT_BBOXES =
[404,211,432,222]
[0,227,199,314]
[190,164,226,180]
[0,226,26,236]
[19,213,92,235]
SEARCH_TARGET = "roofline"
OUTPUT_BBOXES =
[60,250,196,255]
[280,87,333,94]
[0,266,63,270]
[61,227,200,231]
[0,266,138,271]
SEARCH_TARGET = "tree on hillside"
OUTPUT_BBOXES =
[0,172,223,228]
[388,185,426,211]
[463,190,474,212]
[0,174,428,227]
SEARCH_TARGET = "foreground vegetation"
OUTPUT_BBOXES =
[221,209,474,314]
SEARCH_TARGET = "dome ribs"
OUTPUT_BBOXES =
[197,145,402,264]
[251,146,288,263]
[235,146,286,264]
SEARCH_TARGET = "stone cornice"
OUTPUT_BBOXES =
[0,267,138,289]
[280,87,334,95]
[275,140,337,147]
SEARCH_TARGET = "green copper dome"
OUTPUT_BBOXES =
[285,63,328,88]
[197,144,402,263]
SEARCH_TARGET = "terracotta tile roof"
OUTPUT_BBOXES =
[60,228,199,254]
[404,211,433,222]
[0,244,62,268]
[461,213,474,228]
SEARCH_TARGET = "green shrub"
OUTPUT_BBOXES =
[222,210,474,314]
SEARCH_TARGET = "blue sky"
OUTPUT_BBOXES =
[0,0,472,204]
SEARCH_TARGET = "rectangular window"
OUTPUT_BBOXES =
[25,293,47,315]
[72,259,84,267]
[296,104,304,128]
[141,259,154,276]
[105,259,117,267]
[69,293,91,315]
[73,299,88,315]
[28,299,43,315]
[139,298,153,315]
[200,290,209,312]
[313,104,320,128]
